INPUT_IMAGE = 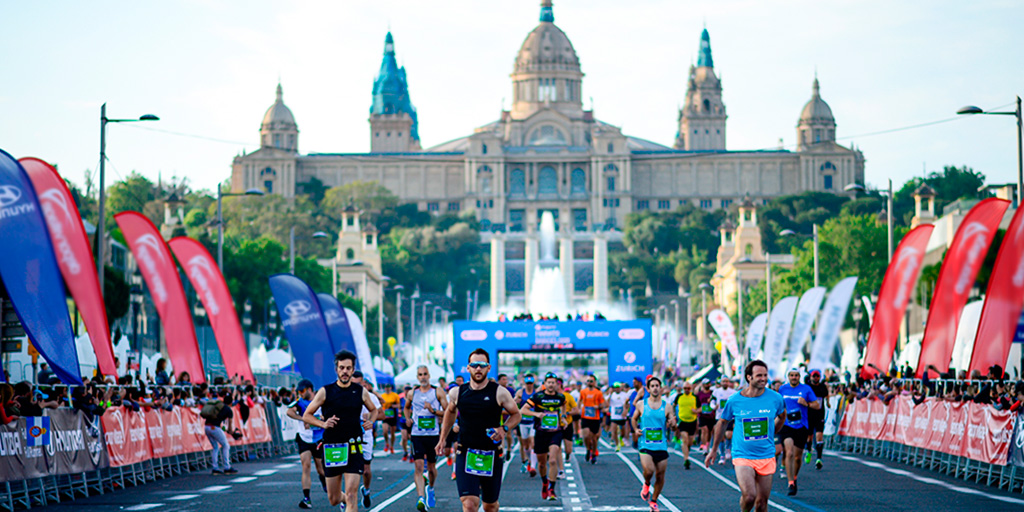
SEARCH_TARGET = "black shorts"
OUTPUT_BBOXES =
[698,415,716,429]
[562,427,574,442]
[296,435,324,458]
[383,416,398,427]
[807,413,825,434]
[534,429,563,454]
[455,449,504,504]
[581,419,602,433]
[446,428,458,448]
[611,419,626,427]
[401,419,412,432]
[639,449,669,464]
[779,425,809,445]
[677,420,697,436]
[320,442,364,477]
[411,435,439,464]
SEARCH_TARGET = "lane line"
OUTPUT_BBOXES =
[828,451,1024,505]
[366,453,453,512]
[166,494,200,501]
[229,476,257,483]
[668,448,796,512]
[274,463,296,469]
[199,485,232,492]
[253,469,278,476]
[599,439,683,512]
[125,505,163,511]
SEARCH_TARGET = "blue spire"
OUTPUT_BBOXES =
[370,32,419,142]
[540,0,554,22]
[697,28,714,68]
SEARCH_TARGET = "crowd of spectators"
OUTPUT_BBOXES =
[497,311,607,321]
[837,362,1024,413]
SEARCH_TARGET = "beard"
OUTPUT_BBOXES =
[470,371,488,383]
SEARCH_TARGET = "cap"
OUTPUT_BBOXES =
[612,382,622,388]
[809,369,822,377]
[353,370,364,379]
[701,378,710,384]
[788,368,801,375]
[296,379,314,391]
[524,375,535,383]
[544,372,557,380]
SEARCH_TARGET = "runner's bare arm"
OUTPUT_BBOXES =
[302,388,332,429]
[705,419,725,466]
[497,386,522,433]
[666,401,677,429]
[808,393,822,410]
[435,387,449,415]
[630,400,644,432]
[361,388,378,430]
[438,387,459,444]
[403,395,414,426]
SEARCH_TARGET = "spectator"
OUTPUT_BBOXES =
[13,381,58,416]
[155,358,171,386]
[178,372,192,386]
[36,364,55,385]
[0,384,19,425]
[202,388,239,475]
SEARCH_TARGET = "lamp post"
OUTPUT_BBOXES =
[216,185,265,270]
[421,300,432,362]
[699,282,711,365]
[379,276,390,359]
[97,105,159,294]
[658,304,667,361]
[958,97,1023,207]
[780,223,819,288]
[289,228,329,274]
[393,284,405,346]
[765,251,772,313]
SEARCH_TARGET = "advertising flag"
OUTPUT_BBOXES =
[917,198,1009,377]
[786,286,827,365]
[0,149,81,385]
[763,296,798,379]
[344,308,378,388]
[706,308,739,360]
[316,293,357,355]
[21,157,117,377]
[809,276,858,371]
[115,212,205,384]
[268,274,335,388]
[862,224,934,379]
[745,312,768,360]
[25,416,51,447]
[970,204,1024,375]
[168,237,254,384]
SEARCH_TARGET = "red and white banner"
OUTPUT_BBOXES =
[101,406,152,467]
[227,404,272,446]
[918,198,1010,377]
[20,157,117,377]
[838,396,1013,465]
[168,237,255,384]
[115,212,205,384]
[970,203,1024,375]
[707,308,739,360]
[861,224,934,379]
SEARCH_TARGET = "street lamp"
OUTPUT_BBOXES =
[216,185,265,269]
[780,224,819,288]
[421,300,432,362]
[699,282,711,365]
[392,284,405,346]
[289,227,329,274]
[379,276,391,359]
[97,105,159,294]
[958,97,1023,207]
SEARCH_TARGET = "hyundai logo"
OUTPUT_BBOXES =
[284,300,312,317]
[0,185,21,207]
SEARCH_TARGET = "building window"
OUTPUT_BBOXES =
[725,232,733,242]
[489,199,494,207]
[273,133,282,148]
[529,125,566,145]
[658,200,670,210]
[637,200,649,210]
[509,169,525,195]
[448,202,461,211]
[571,168,586,194]
[700,199,713,209]
[743,210,752,221]
[604,163,619,173]
[679,199,688,206]
[510,209,525,231]
[366,235,373,245]
[703,99,710,112]
[482,143,488,154]
[264,180,273,193]
[606,176,616,192]
[346,216,354,227]
[824,175,833,190]
[573,208,587,231]
[607,142,614,153]
[375,132,380,137]
[745,243,753,257]
[722,199,732,208]
[538,166,558,195]
[346,248,355,260]
[427,202,439,211]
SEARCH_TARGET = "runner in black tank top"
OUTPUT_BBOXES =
[437,349,522,512]
[302,350,377,511]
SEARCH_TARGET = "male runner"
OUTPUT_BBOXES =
[400,385,414,462]
[497,374,516,459]
[707,360,785,512]
[436,349,521,512]
[514,374,538,476]
[673,381,699,469]
[633,376,675,512]
[353,371,382,507]
[521,373,568,501]
[579,375,606,464]
[380,384,401,454]
[626,378,644,449]
[301,351,378,511]
[287,379,327,509]
[804,369,829,469]
[608,383,629,450]
[778,368,820,495]
[712,378,738,463]
[695,379,715,451]
[405,365,448,511]
[557,377,579,476]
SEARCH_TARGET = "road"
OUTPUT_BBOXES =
[29,434,1024,512]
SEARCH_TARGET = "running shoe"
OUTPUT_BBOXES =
[505,450,513,461]
[640,483,651,502]
[649,500,659,512]
[700,443,708,452]
[426,485,436,508]
[521,462,528,473]
[615,444,621,452]
[594,448,599,457]
[547,487,557,501]
[684,459,690,470]
[299,497,313,509]
[529,466,537,477]
[542,486,550,501]
[340,502,346,512]
[451,470,456,480]
[804,451,811,464]
[447,456,453,466]
[779,464,786,476]
[224,468,238,474]
[815,459,823,470]
[557,470,565,480]
[361,486,372,508]
[211,469,224,475]
[787,482,797,496]
[416,497,427,512]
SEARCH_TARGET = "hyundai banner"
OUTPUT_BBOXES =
[745,312,768,360]
[268,274,335,388]
[452,320,652,384]
[762,296,798,379]
[0,149,81,385]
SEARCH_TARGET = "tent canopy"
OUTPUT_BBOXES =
[394,363,450,388]
[375,369,395,388]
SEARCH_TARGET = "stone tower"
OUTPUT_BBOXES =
[369,32,421,152]
[676,28,727,150]
[260,83,298,152]
[509,0,585,121]
[796,76,837,150]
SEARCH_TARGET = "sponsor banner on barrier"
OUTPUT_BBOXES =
[1010,415,1024,468]
[838,396,1012,465]
[0,410,107,482]
[228,404,272,446]
[102,406,152,467]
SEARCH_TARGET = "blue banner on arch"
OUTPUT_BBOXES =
[0,149,81,385]
[268,274,335,388]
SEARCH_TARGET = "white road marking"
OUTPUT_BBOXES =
[601,439,682,512]
[669,448,796,512]
[592,507,649,511]
[274,463,296,469]
[166,494,199,501]
[198,485,232,492]
[229,476,257,483]
[366,454,453,512]
[284,454,301,460]
[125,505,162,511]
[829,451,1024,505]
[253,469,278,476]
[500,508,560,511]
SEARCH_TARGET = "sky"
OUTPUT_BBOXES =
[2,0,1022,196]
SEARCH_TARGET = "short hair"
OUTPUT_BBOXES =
[646,376,662,387]
[468,348,490,363]
[745,359,769,379]
[497,373,508,380]
[335,350,357,365]
[296,379,314,392]
[417,365,430,372]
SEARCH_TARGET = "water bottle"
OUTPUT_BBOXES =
[486,428,501,444]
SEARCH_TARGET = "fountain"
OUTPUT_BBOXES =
[528,212,569,313]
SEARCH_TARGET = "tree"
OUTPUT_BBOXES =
[322,181,400,225]
[105,172,156,225]
[893,165,987,225]
[103,266,130,326]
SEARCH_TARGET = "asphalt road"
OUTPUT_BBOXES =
[27,432,1024,512]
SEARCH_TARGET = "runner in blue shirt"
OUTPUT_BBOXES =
[777,369,820,496]
[707,360,785,512]
[286,379,326,509]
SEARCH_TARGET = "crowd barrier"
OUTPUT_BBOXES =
[829,396,1024,493]
[0,402,297,510]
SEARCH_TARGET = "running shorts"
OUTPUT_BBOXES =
[779,425,809,445]
[296,435,324,458]
[320,441,365,477]
[534,429,564,454]
[362,430,374,461]
[676,420,697,436]
[519,423,536,439]
[698,414,716,429]
[581,419,602,433]
[455,448,504,504]
[807,412,825,433]
[411,435,439,464]
[446,427,458,448]
[383,417,398,427]
[733,457,776,476]
[611,419,626,427]
[562,426,574,442]
[639,449,669,464]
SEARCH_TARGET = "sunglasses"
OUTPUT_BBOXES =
[468,362,490,370]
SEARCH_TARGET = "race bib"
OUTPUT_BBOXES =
[540,413,559,430]
[741,417,769,441]
[644,428,664,442]
[584,406,597,418]
[612,406,623,417]
[323,443,349,468]
[465,448,495,477]
[701,404,713,415]
[417,416,437,430]
[787,410,803,422]
[384,408,396,418]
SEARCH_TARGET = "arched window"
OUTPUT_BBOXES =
[604,163,619,174]
[607,142,614,153]
[571,168,586,194]
[261,167,276,177]
[529,125,566,145]
[345,248,355,260]
[703,99,711,112]
[820,161,837,172]
[509,169,525,195]
[538,166,558,195]
[745,243,753,257]
[482,143,488,154]
[478,164,493,194]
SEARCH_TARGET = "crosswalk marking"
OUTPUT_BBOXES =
[125,505,162,511]
[166,494,200,501]
[229,476,257,483]
[199,485,232,492]
[253,469,278,476]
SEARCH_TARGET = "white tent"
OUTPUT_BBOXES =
[394,363,450,388]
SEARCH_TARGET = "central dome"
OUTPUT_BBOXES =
[515,23,580,74]
[262,83,296,131]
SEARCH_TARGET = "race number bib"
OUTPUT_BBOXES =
[540,413,559,430]
[417,415,437,430]
[584,406,597,418]
[644,428,664,442]
[612,406,623,417]
[701,404,713,415]
[323,443,349,468]
[384,408,396,418]
[741,417,770,441]
[465,448,495,477]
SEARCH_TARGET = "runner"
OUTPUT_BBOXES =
[627,378,644,449]
[672,381,699,469]
[712,377,738,464]
[579,374,606,464]
[287,379,326,509]
[436,348,521,512]
[778,368,820,496]
[521,372,568,501]
[804,369,829,470]
[514,374,538,476]
[353,371,382,507]
[557,377,578,478]
[695,379,715,451]
[404,365,448,511]
[608,383,629,451]
[301,350,378,511]
[497,373,516,460]
[400,385,414,462]
[380,383,401,455]
[632,376,675,512]
[706,360,785,512]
